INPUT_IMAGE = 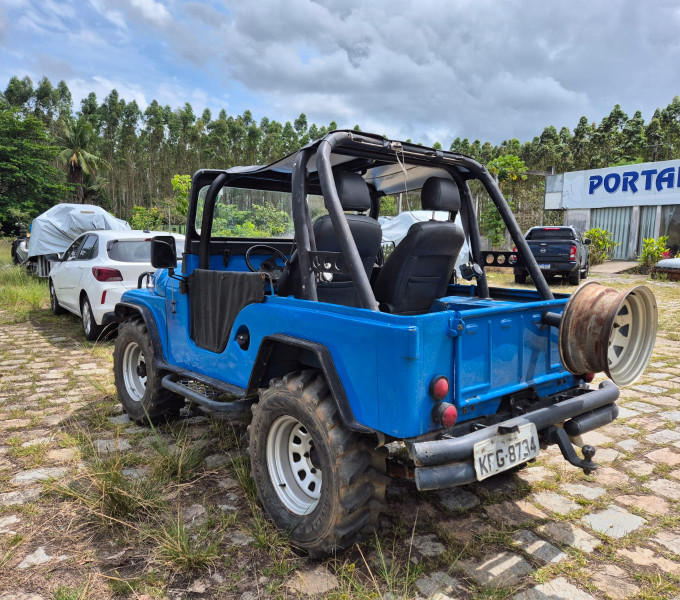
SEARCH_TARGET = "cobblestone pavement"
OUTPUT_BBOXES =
[0,282,679,599]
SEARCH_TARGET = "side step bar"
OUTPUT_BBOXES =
[161,375,255,413]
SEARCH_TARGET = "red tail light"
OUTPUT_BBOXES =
[101,290,107,305]
[569,245,577,261]
[584,372,595,383]
[430,376,449,400]
[512,246,517,252]
[92,267,123,282]
[433,402,458,428]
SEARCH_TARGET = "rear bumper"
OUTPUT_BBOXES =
[515,261,579,274]
[406,380,619,491]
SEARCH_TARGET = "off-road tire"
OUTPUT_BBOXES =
[113,318,183,425]
[568,268,581,286]
[81,295,104,341]
[514,272,527,284]
[49,280,66,315]
[249,370,388,557]
[582,260,589,280]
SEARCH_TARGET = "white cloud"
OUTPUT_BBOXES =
[4,0,680,147]
[126,0,172,28]
[68,76,148,109]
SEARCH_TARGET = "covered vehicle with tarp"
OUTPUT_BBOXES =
[27,204,130,276]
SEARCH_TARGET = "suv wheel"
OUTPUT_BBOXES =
[514,272,527,284]
[81,295,104,341]
[113,318,183,424]
[249,370,388,557]
[568,269,581,286]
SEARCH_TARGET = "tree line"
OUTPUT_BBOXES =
[2,74,680,237]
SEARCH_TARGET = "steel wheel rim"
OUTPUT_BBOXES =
[121,341,147,402]
[607,287,657,386]
[266,415,322,515]
[82,300,91,335]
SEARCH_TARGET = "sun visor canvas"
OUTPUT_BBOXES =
[28,203,130,257]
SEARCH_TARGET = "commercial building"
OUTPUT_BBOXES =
[545,159,680,259]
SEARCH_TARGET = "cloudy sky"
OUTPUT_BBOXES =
[1,0,679,146]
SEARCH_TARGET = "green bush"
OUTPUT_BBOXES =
[639,235,669,268]
[130,206,166,231]
[584,228,618,265]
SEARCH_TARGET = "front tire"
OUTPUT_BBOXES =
[514,272,527,284]
[113,318,183,425]
[249,370,388,557]
[81,295,103,341]
[50,280,66,315]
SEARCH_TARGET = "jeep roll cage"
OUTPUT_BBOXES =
[185,130,553,308]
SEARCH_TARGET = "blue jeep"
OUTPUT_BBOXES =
[112,131,657,556]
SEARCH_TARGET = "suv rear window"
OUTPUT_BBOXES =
[107,239,185,262]
[526,228,575,240]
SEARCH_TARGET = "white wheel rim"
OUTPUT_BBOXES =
[607,288,657,386]
[121,341,147,402]
[266,415,322,515]
[82,301,91,334]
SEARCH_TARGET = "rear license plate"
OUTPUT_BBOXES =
[473,423,539,481]
[537,263,550,269]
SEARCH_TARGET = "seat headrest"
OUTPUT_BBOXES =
[333,171,371,212]
[421,177,461,213]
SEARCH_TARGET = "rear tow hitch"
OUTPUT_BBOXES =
[547,426,598,475]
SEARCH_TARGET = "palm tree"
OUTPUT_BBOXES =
[58,117,106,203]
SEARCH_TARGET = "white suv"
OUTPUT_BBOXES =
[48,230,184,340]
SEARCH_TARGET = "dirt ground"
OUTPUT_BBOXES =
[0,269,679,600]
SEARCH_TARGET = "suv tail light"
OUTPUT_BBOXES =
[92,267,123,282]
[569,245,577,261]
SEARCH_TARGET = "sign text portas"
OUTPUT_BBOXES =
[558,159,680,209]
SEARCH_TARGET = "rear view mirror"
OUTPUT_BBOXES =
[45,253,61,262]
[151,236,177,269]
[584,238,592,245]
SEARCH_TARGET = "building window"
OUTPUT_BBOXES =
[660,205,680,255]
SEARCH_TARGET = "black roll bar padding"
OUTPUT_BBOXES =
[459,180,490,299]
[291,148,318,301]
[199,172,229,270]
[476,168,554,301]
[316,133,379,311]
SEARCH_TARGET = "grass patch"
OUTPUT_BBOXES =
[155,516,221,572]
[52,452,170,524]
[53,584,88,600]
[150,424,206,483]
[0,263,49,323]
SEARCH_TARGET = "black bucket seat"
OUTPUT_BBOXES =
[374,177,465,315]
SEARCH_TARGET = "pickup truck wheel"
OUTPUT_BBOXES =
[113,318,183,425]
[81,295,104,341]
[582,261,589,280]
[249,370,388,557]
[514,272,527,284]
[568,269,581,286]
[49,280,66,315]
